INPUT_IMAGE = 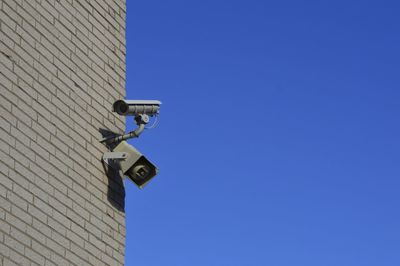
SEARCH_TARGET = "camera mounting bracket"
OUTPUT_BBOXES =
[100,114,150,144]
[102,152,128,165]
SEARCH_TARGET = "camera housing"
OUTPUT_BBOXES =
[112,141,158,188]
[113,100,161,116]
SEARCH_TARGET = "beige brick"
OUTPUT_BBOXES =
[24,248,46,265]
[45,237,65,256]
[12,182,33,205]
[0,216,12,234]
[50,252,70,266]
[66,227,85,247]
[27,227,46,245]
[28,204,47,224]
[66,250,88,265]
[10,227,31,246]
[4,234,25,255]
[1,0,126,264]
[6,250,30,266]
[0,243,11,261]
[8,128,28,150]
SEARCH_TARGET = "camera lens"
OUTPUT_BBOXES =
[133,164,151,180]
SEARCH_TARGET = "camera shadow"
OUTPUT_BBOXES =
[99,128,125,212]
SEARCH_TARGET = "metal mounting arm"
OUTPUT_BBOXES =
[100,114,149,144]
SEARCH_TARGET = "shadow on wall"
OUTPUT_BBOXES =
[99,128,125,212]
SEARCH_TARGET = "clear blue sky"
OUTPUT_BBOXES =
[124,1,400,265]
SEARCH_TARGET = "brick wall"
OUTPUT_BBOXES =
[0,0,127,265]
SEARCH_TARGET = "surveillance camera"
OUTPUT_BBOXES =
[101,99,161,144]
[112,141,159,189]
[113,100,161,116]
[102,100,161,185]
